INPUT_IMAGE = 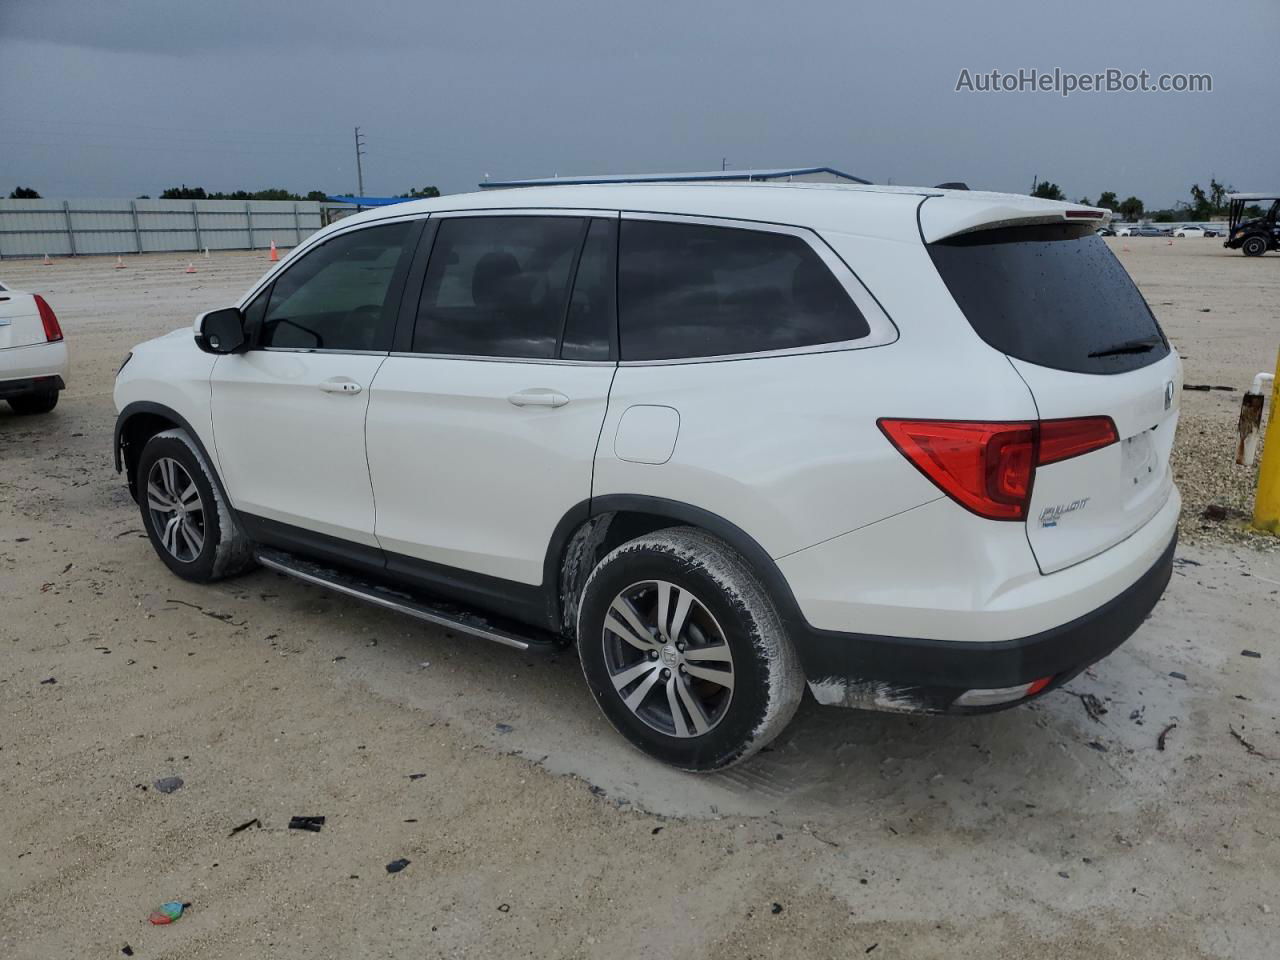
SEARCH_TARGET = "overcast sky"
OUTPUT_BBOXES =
[1,0,1276,207]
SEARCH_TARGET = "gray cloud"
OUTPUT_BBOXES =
[1,0,1275,206]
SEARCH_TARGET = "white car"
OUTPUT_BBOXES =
[0,281,68,414]
[113,184,1181,770]
[1173,226,1207,238]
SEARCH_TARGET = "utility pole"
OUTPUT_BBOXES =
[354,126,367,199]
[721,157,728,171]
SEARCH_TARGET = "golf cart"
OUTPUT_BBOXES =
[1224,192,1280,256]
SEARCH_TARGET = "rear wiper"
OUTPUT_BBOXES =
[1088,337,1162,358]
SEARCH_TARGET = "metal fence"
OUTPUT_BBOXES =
[0,198,325,259]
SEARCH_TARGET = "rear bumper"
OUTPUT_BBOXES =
[792,531,1175,713]
[0,339,69,388]
[0,374,65,399]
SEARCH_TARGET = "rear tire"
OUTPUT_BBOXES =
[7,390,58,415]
[136,428,255,583]
[577,527,804,771]
[1242,235,1268,257]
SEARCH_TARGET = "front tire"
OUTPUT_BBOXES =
[577,527,804,771]
[1242,235,1268,257]
[136,428,255,583]
[7,390,58,415]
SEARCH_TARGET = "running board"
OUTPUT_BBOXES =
[255,548,547,652]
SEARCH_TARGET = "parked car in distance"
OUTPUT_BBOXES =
[1095,226,1115,237]
[1173,226,1218,238]
[0,281,68,414]
[114,183,1181,771]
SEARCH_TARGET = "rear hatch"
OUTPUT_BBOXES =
[0,287,48,350]
[925,213,1178,573]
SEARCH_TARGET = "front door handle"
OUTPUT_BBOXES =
[319,377,362,395]
[508,388,569,408]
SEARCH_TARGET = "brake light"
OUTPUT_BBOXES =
[879,416,1121,521]
[877,419,1036,520]
[1038,416,1119,465]
[34,295,63,342]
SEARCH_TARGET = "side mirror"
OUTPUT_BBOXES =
[194,307,247,354]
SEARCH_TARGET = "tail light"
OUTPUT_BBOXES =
[878,416,1119,521]
[1038,417,1119,465]
[34,295,63,342]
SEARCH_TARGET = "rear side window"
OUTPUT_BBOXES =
[927,223,1170,374]
[260,221,413,352]
[413,216,587,359]
[618,220,870,361]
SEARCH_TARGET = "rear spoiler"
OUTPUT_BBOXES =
[919,195,1111,243]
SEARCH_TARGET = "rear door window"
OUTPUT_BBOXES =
[618,219,870,361]
[413,216,587,359]
[927,222,1170,374]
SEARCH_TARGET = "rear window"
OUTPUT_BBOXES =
[619,220,870,361]
[928,222,1169,374]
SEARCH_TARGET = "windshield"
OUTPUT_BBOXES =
[928,222,1170,374]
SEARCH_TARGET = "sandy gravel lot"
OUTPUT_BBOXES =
[1,242,1277,959]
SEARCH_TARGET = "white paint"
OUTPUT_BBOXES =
[1012,352,1182,573]
[613,404,680,464]
[365,356,615,584]
[208,350,385,546]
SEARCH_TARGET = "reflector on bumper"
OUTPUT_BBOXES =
[954,675,1053,707]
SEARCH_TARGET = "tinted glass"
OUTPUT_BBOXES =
[413,216,585,358]
[618,220,869,361]
[260,222,412,351]
[561,218,616,361]
[928,223,1169,374]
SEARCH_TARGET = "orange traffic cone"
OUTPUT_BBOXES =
[268,240,279,262]
[42,252,52,265]
[1167,237,1173,246]
[1122,244,1130,253]
[114,256,125,269]
[185,262,197,274]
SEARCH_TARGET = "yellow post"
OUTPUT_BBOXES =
[1254,346,1280,534]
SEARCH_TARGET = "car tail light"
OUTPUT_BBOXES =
[34,295,63,342]
[877,419,1036,520]
[878,416,1121,521]
[1038,417,1119,465]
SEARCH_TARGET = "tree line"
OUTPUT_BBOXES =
[1030,177,1256,221]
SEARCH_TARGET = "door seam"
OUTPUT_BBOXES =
[364,354,391,558]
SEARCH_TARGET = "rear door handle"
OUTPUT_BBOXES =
[319,377,362,395]
[508,388,569,408]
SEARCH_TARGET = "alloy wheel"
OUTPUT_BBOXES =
[601,580,736,738]
[146,457,206,563]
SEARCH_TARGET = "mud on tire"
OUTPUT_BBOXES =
[577,526,805,771]
[136,428,256,583]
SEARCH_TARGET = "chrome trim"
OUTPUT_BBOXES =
[428,207,619,220]
[387,351,615,367]
[257,347,389,356]
[256,552,531,651]
[618,339,878,367]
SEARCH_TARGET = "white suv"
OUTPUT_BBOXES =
[114,184,1181,770]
